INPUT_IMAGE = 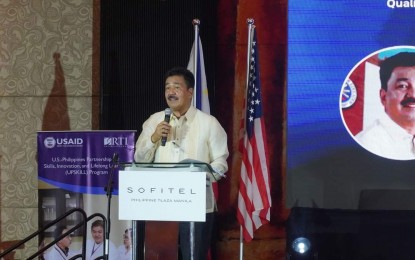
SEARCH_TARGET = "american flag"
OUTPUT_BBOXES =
[237,27,271,242]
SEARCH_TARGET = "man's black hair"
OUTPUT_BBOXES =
[164,67,195,88]
[379,52,415,90]
[53,226,66,240]
[91,219,104,229]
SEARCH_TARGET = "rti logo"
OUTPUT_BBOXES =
[104,137,128,147]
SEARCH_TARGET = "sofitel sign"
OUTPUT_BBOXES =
[126,187,197,194]
[119,169,207,222]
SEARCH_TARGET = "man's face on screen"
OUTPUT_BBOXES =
[91,225,104,244]
[57,229,72,249]
[381,66,415,129]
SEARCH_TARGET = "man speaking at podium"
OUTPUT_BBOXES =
[134,67,229,260]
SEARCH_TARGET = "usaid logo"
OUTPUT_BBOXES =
[104,137,128,146]
[44,137,56,148]
[45,137,84,147]
[56,138,83,145]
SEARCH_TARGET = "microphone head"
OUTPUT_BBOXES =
[165,108,172,115]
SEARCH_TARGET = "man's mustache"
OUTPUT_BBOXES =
[168,95,178,101]
[401,97,415,106]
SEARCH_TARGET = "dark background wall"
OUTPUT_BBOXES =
[100,0,218,130]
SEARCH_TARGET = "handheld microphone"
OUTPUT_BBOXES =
[161,108,172,146]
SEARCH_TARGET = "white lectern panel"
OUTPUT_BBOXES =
[119,169,206,222]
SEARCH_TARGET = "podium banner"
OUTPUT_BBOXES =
[37,130,136,260]
[119,169,206,222]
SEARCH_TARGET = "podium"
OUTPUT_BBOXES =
[118,162,214,260]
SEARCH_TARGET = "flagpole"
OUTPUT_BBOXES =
[245,19,254,99]
[189,19,200,259]
[192,18,200,106]
[239,17,255,260]
[239,225,244,260]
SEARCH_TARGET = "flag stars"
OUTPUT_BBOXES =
[244,30,262,123]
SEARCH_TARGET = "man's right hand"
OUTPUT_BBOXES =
[151,121,171,143]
